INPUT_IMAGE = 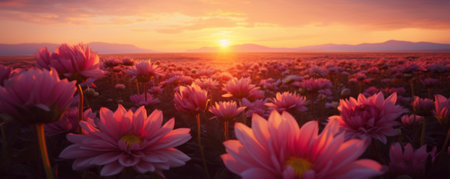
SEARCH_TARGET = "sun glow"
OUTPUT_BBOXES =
[218,39,231,48]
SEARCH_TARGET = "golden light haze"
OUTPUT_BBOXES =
[1,0,449,52]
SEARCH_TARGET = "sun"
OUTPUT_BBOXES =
[218,39,231,48]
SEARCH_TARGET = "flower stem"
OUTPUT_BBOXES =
[427,88,431,99]
[440,129,450,155]
[420,117,427,146]
[224,119,229,140]
[136,80,140,95]
[358,82,361,94]
[371,142,383,164]
[409,79,415,98]
[144,82,148,102]
[35,124,54,179]
[77,84,84,123]
[195,114,210,179]
[1,123,9,168]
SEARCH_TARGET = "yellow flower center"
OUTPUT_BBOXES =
[285,157,313,178]
[120,134,142,147]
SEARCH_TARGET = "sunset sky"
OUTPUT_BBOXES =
[1,0,450,52]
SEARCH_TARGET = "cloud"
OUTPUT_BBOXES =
[0,0,449,30]
[155,16,250,34]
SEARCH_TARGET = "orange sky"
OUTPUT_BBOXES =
[1,0,450,52]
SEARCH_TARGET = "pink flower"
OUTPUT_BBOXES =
[400,62,426,74]
[299,78,332,92]
[121,58,135,66]
[115,83,126,89]
[0,68,76,124]
[134,60,162,82]
[221,111,383,178]
[35,44,104,82]
[329,93,406,144]
[209,101,246,120]
[389,143,435,176]
[130,93,160,106]
[102,58,121,68]
[400,114,423,126]
[421,78,439,88]
[174,83,208,114]
[194,78,219,90]
[241,98,269,118]
[59,105,191,176]
[222,78,262,99]
[382,87,406,96]
[434,94,449,127]
[265,92,308,113]
[0,64,11,85]
[412,96,434,116]
[282,75,303,85]
[45,108,96,136]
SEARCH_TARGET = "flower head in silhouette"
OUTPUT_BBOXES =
[389,143,436,177]
[400,114,423,127]
[130,93,160,107]
[412,96,434,116]
[434,94,450,128]
[0,64,11,85]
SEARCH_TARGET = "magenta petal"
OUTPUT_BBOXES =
[240,168,277,179]
[100,161,124,176]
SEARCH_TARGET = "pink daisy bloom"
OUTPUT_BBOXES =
[389,143,436,177]
[400,114,423,127]
[209,101,246,120]
[134,60,162,82]
[265,91,308,113]
[434,94,449,127]
[194,78,219,90]
[222,110,384,178]
[115,83,126,89]
[0,64,11,85]
[222,78,262,99]
[299,78,333,93]
[421,78,439,88]
[45,108,96,136]
[329,92,406,144]
[209,101,246,140]
[174,83,209,114]
[241,98,269,118]
[35,43,104,82]
[412,96,434,116]
[121,58,135,66]
[130,93,160,106]
[59,105,191,176]
[0,68,76,124]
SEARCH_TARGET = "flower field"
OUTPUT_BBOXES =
[0,44,449,178]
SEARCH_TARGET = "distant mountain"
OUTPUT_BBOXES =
[188,40,450,52]
[0,42,155,56]
[295,40,450,52]
[1,40,449,55]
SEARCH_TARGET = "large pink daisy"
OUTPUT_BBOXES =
[222,110,383,179]
[329,92,406,143]
[60,105,191,176]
